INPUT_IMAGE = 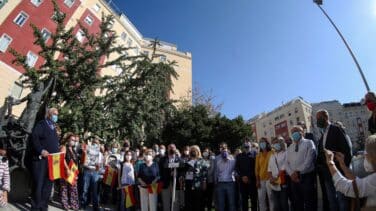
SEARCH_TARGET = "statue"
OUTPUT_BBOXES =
[11,79,54,134]
[0,77,54,170]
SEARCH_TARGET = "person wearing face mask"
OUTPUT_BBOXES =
[154,145,166,164]
[159,144,183,211]
[137,149,160,211]
[81,137,103,210]
[235,140,257,211]
[285,126,316,211]
[316,109,352,211]
[325,135,376,210]
[202,147,215,211]
[183,145,208,211]
[365,92,376,135]
[181,146,190,162]
[30,108,60,211]
[255,137,273,211]
[59,133,80,210]
[267,137,288,211]
[118,150,136,211]
[102,142,121,205]
[213,142,236,211]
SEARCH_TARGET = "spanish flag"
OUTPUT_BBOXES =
[47,152,65,181]
[103,166,118,187]
[65,160,79,186]
[123,185,137,208]
[80,143,87,164]
[147,182,163,194]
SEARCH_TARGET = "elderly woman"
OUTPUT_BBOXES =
[268,137,288,211]
[325,134,376,209]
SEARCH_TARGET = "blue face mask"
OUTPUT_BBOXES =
[221,151,228,159]
[259,142,267,150]
[291,132,301,142]
[51,115,58,123]
[273,143,281,151]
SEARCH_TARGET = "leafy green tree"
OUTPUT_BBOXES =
[10,1,178,145]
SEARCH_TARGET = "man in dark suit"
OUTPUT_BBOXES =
[316,109,352,211]
[159,144,183,211]
[235,140,257,211]
[30,108,60,211]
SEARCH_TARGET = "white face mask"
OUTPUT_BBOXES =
[125,155,132,161]
[145,155,153,162]
[203,152,209,158]
[159,149,166,156]
[364,157,374,172]
[69,140,75,147]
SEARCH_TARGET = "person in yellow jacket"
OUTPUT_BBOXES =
[255,137,273,211]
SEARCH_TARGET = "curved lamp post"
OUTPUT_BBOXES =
[313,0,370,91]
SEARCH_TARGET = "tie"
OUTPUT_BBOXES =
[295,143,299,152]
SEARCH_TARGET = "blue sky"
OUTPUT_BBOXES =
[113,0,376,119]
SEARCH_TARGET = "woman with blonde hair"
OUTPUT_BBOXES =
[183,145,208,211]
[325,134,376,210]
[268,137,288,211]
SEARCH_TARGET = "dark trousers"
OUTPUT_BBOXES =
[317,170,330,211]
[203,183,214,210]
[31,159,53,211]
[290,172,316,211]
[185,184,204,211]
[239,181,257,211]
[272,186,289,211]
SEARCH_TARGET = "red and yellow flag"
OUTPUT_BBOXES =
[147,182,163,194]
[47,152,65,181]
[65,160,79,186]
[103,166,118,187]
[123,185,137,208]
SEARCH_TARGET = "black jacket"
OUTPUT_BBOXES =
[31,120,60,158]
[159,155,183,189]
[235,152,256,181]
[317,124,352,178]
[369,115,376,135]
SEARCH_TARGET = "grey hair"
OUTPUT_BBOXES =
[46,107,57,117]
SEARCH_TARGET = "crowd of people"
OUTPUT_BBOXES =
[0,92,374,211]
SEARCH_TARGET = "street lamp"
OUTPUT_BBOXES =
[313,0,370,92]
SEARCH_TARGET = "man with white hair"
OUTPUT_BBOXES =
[30,108,60,211]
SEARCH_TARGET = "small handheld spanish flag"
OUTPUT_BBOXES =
[123,185,137,208]
[103,166,118,187]
[147,182,163,194]
[65,160,79,186]
[47,152,65,181]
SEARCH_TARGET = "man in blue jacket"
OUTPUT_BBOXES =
[30,108,60,211]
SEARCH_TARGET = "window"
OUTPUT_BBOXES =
[64,0,75,8]
[0,34,12,53]
[31,0,43,7]
[160,55,166,62]
[121,32,127,41]
[92,3,101,12]
[134,48,139,55]
[14,11,29,27]
[75,29,85,42]
[127,39,133,47]
[41,28,51,42]
[296,117,300,124]
[84,15,94,25]
[10,82,23,99]
[26,51,38,67]
[0,0,8,9]
[294,107,298,113]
